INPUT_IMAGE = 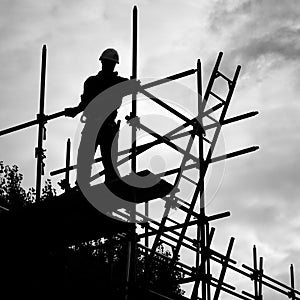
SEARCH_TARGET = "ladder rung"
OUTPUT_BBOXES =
[175,196,190,207]
[203,136,212,144]
[203,103,223,116]
[210,91,225,103]
[207,114,218,123]
[182,174,198,185]
[215,71,232,83]
[166,217,181,225]
[164,197,199,218]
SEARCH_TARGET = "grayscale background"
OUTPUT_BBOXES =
[0,0,299,298]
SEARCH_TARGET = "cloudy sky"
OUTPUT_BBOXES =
[1,0,300,298]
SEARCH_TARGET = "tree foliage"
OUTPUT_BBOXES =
[0,161,56,209]
[66,235,185,298]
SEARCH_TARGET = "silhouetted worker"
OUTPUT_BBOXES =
[65,48,138,185]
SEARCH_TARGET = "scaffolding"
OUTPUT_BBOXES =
[0,5,299,300]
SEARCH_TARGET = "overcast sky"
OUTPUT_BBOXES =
[1,0,300,298]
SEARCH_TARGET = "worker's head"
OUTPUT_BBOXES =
[99,48,119,73]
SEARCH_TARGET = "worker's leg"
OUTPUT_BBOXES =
[77,124,96,188]
[98,124,120,183]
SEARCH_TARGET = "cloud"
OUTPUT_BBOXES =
[207,0,300,77]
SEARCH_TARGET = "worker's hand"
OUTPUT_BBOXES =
[64,107,78,118]
[125,114,141,129]
[130,79,141,92]
[122,79,142,96]
[134,79,142,93]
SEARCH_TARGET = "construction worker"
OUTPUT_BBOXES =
[65,48,139,186]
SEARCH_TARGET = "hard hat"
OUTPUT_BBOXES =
[99,48,119,64]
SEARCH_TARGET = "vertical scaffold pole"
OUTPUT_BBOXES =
[65,138,71,191]
[195,58,203,299]
[195,60,202,269]
[206,223,211,300]
[258,256,263,299]
[35,45,47,202]
[290,264,296,300]
[197,59,206,300]
[144,194,149,300]
[143,54,149,297]
[126,5,138,300]
[253,245,258,299]
[131,5,138,174]
[198,57,207,300]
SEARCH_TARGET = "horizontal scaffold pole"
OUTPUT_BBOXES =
[142,68,197,89]
[210,146,259,163]
[0,69,196,138]
[50,118,197,177]
[166,111,258,140]
[242,263,300,297]
[204,111,259,130]
[138,211,230,238]
[137,222,237,266]
[0,110,65,137]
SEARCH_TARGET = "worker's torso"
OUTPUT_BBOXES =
[81,71,127,135]
[82,71,127,105]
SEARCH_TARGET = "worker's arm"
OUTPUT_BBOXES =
[64,102,85,118]
[65,79,141,118]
